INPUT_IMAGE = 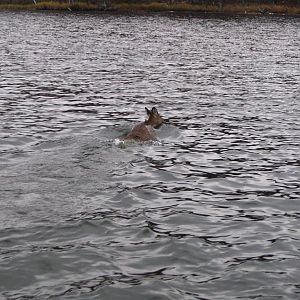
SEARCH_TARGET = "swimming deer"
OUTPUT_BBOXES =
[121,107,164,142]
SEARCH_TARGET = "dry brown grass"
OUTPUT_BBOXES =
[113,2,216,12]
[113,2,168,11]
[0,1,97,10]
[36,1,97,10]
[0,1,299,14]
[113,2,300,14]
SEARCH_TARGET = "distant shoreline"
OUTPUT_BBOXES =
[0,1,299,16]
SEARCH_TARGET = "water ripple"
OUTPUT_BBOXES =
[0,11,300,300]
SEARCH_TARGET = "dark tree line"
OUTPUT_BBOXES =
[0,0,299,7]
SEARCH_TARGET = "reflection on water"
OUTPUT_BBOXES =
[0,11,300,300]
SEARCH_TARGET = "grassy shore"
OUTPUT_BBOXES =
[114,2,300,15]
[0,1,299,15]
[0,1,98,10]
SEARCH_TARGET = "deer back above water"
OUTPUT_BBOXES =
[122,107,164,142]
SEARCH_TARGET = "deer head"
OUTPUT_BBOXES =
[145,107,164,129]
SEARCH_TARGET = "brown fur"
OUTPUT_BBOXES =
[122,107,164,141]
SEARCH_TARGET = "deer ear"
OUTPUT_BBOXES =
[145,107,151,116]
[151,107,158,114]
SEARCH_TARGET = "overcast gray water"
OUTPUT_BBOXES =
[0,11,300,300]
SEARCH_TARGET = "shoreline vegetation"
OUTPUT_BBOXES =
[0,0,299,15]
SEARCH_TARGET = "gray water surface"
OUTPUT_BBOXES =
[0,11,300,300]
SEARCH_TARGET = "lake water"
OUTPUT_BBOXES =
[0,10,299,300]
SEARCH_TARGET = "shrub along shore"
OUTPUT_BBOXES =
[0,0,299,15]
